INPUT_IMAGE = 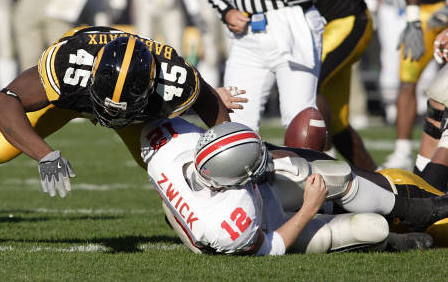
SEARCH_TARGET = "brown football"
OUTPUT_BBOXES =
[284,107,326,151]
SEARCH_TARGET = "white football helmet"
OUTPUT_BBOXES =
[194,122,269,188]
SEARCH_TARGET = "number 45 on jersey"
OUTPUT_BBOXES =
[156,62,187,101]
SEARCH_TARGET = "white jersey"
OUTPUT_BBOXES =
[140,118,268,254]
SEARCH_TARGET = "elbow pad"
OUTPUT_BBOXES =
[274,157,352,199]
[255,231,286,256]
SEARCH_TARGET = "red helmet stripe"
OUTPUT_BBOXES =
[195,131,259,168]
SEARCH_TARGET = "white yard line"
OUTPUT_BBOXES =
[1,179,154,191]
[0,243,184,253]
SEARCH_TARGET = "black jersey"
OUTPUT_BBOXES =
[38,26,200,119]
[315,0,367,22]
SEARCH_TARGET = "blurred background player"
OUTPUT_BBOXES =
[131,0,186,53]
[12,0,77,71]
[0,0,17,89]
[182,0,229,88]
[382,0,445,170]
[315,0,378,171]
[207,0,325,133]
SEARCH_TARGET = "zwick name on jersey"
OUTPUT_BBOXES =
[157,173,199,230]
[87,33,173,60]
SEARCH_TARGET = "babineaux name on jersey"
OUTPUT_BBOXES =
[87,33,173,60]
[156,173,199,230]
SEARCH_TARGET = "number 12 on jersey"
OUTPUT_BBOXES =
[221,207,252,241]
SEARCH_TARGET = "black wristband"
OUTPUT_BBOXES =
[0,88,21,102]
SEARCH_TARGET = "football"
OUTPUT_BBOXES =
[284,107,327,151]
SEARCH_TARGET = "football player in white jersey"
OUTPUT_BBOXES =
[140,119,448,254]
[141,118,390,255]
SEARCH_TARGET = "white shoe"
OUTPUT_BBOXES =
[382,151,413,171]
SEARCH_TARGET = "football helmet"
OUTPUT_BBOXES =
[90,36,156,129]
[194,122,269,188]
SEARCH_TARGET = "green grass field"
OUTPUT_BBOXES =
[1,117,446,282]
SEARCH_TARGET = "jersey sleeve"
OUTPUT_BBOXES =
[149,43,201,119]
[38,26,91,102]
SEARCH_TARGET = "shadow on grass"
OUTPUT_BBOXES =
[0,215,119,223]
[0,235,182,253]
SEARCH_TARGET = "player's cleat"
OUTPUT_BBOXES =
[386,232,433,251]
[382,151,414,171]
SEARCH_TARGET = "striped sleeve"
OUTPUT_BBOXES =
[207,0,235,21]
[37,41,66,102]
[168,61,201,118]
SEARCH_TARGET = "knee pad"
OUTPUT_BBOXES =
[426,64,448,107]
[324,213,389,252]
[292,217,331,254]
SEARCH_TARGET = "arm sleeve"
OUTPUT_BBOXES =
[207,0,235,22]
[255,231,286,256]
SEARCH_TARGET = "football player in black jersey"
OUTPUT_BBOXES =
[314,0,378,171]
[0,26,231,198]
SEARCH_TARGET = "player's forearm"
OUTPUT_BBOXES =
[406,0,420,5]
[0,94,52,161]
[275,205,318,249]
[193,79,230,127]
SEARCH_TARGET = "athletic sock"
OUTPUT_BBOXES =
[336,174,395,215]
[395,139,412,155]
[414,154,431,172]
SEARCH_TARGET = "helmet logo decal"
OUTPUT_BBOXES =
[196,129,216,150]
[201,166,211,176]
[195,131,260,169]
[104,97,127,111]
[112,36,137,103]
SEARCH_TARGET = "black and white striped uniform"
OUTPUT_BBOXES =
[206,0,325,132]
[208,0,313,19]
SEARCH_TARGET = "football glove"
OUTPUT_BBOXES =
[38,151,76,198]
[398,20,425,62]
[428,5,448,29]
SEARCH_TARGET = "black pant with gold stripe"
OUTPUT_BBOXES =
[318,9,376,171]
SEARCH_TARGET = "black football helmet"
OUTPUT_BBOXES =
[90,36,156,129]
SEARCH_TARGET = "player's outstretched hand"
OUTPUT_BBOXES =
[398,20,425,62]
[38,150,76,198]
[434,28,448,63]
[215,86,247,113]
[302,174,328,214]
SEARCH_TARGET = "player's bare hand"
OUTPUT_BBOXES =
[224,9,250,34]
[434,28,448,63]
[302,174,328,214]
[215,86,247,113]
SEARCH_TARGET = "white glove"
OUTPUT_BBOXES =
[398,5,425,62]
[38,151,76,198]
